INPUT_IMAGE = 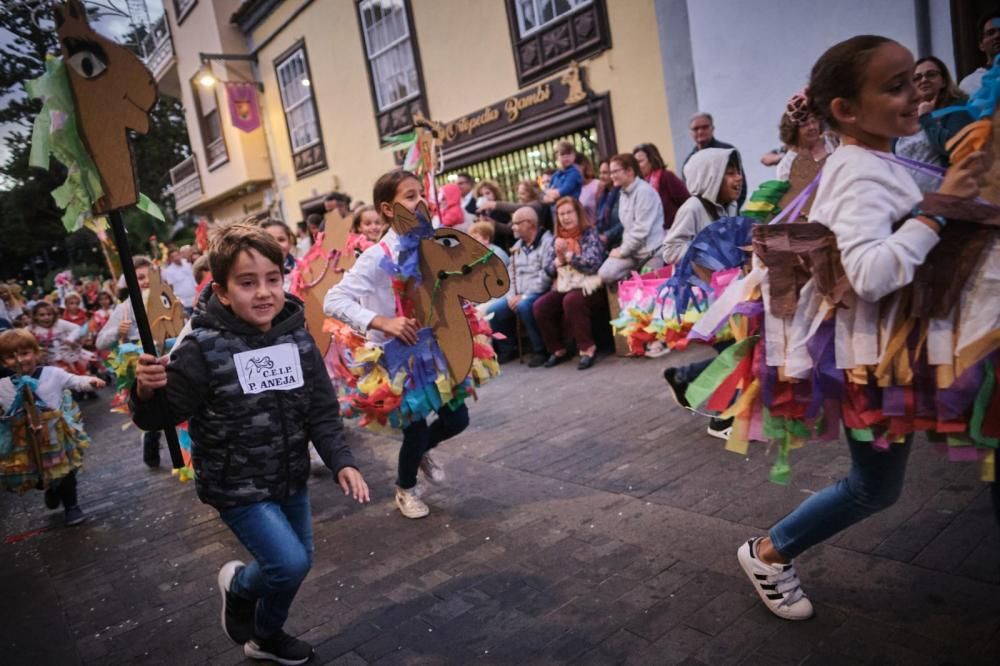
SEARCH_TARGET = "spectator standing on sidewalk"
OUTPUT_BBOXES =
[683,112,747,208]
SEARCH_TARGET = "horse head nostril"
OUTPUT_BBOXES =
[462,264,472,275]
[496,279,504,286]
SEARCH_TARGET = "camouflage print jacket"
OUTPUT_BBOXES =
[131,294,355,509]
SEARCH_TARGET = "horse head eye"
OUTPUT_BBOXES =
[67,50,108,79]
[433,235,460,249]
[159,293,171,309]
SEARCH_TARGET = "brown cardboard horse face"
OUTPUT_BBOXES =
[391,202,510,383]
[54,0,158,214]
[145,266,185,351]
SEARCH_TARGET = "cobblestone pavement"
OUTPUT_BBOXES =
[2,346,999,665]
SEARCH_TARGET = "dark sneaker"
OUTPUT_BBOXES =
[142,431,161,468]
[526,353,547,368]
[707,417,734,441]
[64,505,86,526]
[244,630,314,665]
[495,348,519,364]
[218,560,255,644]
[44,484,61,510]
[577,354,596,370]
[663,367,691,409]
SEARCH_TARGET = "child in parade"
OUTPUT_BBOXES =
[345,204,387,257]
[30,301,92,376]
[0,329,105,525]
[95,257,164,467]
[469,220,511,266]
[260,218,298,287]
[132,223,369,664]
[736,35,987,622]
[60,291,89,327]
[324,170,470,520]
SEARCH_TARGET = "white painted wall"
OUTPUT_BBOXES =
[676,0,954,191]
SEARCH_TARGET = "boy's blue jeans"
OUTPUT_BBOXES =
[487,293,544,354]
[770,434,912,559]
[219,486,313,638]
[398,403,469,489]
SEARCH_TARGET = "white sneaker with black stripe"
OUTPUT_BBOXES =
[737,537,814,621]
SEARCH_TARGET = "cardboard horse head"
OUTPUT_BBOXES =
[144,266,185,351]
[299,209,358,357]
[391,202,510,384]
[54,0,157,214]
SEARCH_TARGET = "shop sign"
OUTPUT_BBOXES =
[418,62,589,150]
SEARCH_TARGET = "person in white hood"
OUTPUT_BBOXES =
[659,148,743,265]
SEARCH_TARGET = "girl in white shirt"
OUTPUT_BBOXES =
[737,35,986,622]
[324,170,469,520]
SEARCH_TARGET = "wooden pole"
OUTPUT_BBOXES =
[107,209,184,469]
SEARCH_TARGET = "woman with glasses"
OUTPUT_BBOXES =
[894,56,971,192]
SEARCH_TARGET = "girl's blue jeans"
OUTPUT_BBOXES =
[770,434,912,559]
[219,486,313,638]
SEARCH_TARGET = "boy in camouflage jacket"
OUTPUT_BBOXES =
[133,223,369,665]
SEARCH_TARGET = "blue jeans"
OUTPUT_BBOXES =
[219,486,313,638]
[398,403,469,489]
[770,434,912,559]
[487,293,544,354]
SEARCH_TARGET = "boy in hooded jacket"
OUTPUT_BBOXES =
[660,148,743,265]
[132,223,369,665]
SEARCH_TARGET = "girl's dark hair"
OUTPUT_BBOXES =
[726,151,742,171]
[807,35,893,130]
[633,143,666,172]
[372,169,419,215]
[914,56,966,109]
[575,153,596,180]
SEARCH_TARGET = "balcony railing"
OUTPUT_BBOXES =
[139,14,174,80]
[206,137,228,170]
[170,155,202,211]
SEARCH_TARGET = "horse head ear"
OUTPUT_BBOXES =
[53,4,65,27]
[390,202,420,235]
[415,200,431,223]
[66,0,86,21]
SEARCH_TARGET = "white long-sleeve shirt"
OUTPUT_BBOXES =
[778,144,939,375]
[96,301,139,350]
[0,366,94,411]
[323,229,400,346]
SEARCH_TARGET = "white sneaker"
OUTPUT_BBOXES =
[644,341,670,358]
[419,452,446,484]
[737,537,814,621]
[395,486,430,519]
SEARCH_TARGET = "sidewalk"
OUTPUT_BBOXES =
[2,346,998,665]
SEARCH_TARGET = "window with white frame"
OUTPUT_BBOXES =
[276,48,320,153]
[514,0,592,37]
[359,0,420,111]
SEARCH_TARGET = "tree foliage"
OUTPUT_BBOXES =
[0,3,191,280]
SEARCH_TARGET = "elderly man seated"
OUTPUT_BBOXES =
[597,153,665,284]
[486,206,553,366]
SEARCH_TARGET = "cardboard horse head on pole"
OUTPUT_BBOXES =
[390,202,509,384]
[53,0,157,213]
[296,210,357,358]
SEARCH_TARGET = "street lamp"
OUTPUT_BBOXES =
[197,52,264,92]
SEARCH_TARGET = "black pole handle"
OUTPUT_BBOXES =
[107,210,184,469]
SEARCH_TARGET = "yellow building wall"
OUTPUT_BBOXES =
[251,0,397,221]
[166,0,272,215]
[250,0,676,222]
